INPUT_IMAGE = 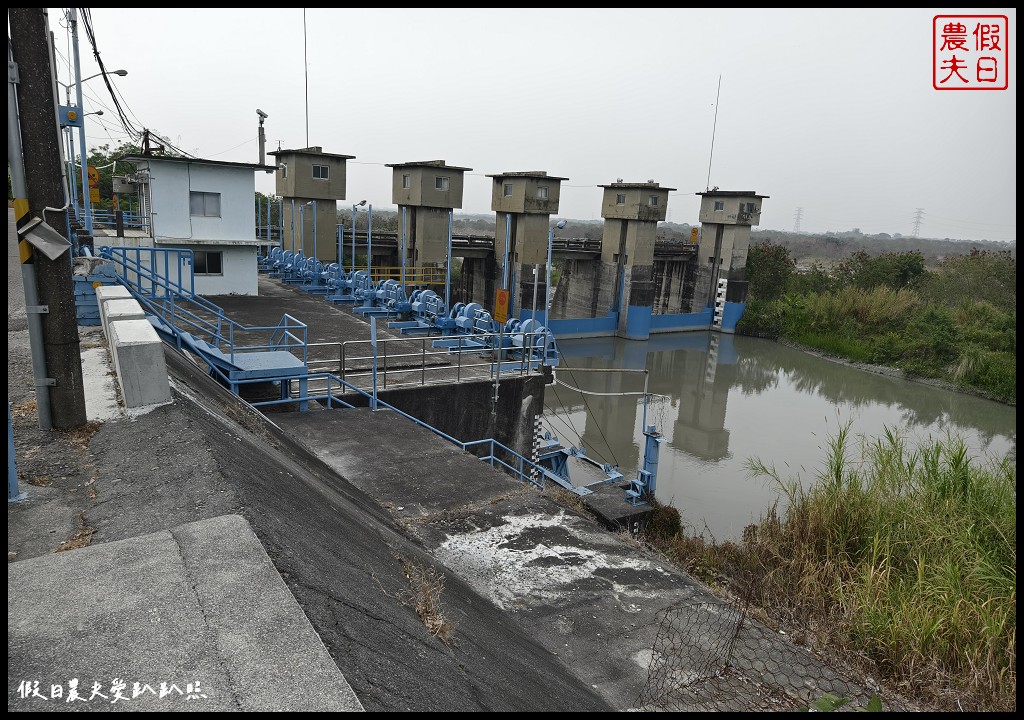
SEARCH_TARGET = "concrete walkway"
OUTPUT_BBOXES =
[8,514,363,711]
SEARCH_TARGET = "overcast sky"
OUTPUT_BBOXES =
[43,8,1016,242]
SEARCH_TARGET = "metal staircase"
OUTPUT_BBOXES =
[98,246,311,409]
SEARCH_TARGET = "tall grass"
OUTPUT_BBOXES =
[799,286,922,331]
[739,424,1016,711]
[738,285,1016,403]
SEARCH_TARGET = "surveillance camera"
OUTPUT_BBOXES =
[256,109,268,119]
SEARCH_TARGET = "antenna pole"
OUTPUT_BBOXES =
[303,9,309,147]
[706,75,721,192]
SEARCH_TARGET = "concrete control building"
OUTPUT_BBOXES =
[269,146,355,264]
[122,154,276,296]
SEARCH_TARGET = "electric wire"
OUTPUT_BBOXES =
[542,404,587,454]
[553,351,621,468]
[545,382,595,460]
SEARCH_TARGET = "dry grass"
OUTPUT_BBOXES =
[374,554,456,645]
[64,421,103,452]
[547,488,589,516]
[55,512,96,552]
[10,397,37,420]
[400,558,455,644]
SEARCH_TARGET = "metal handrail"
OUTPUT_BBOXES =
[100,245,309,366]
[304,329,547,390]
[242,369,550,490]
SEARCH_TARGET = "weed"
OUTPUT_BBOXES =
[55,512,96,552]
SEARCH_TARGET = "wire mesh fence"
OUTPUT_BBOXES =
[636,595,902,712]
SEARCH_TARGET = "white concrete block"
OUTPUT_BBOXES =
[94,285,132,303]
[101,298,146,342]
[96,285,134,337]
[108,319,172,408]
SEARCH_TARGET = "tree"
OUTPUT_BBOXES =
[745,241,795,301]
[833,250,926,291]
[82,141,140,211]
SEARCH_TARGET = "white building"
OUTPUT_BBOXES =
[122,155,275,296]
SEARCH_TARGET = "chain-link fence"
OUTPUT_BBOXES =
[636,596,905,712]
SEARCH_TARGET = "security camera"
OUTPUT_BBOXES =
[256,109,268,119]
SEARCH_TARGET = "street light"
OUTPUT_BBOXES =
[350,200,366,275]
[55,64,128,237]
[55,69,127,95]
[543,220,568,326]
[81,69,128,85]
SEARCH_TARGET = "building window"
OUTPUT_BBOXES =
[537,186,549,200]
[503,183,513,197]
[193,250,223,275]
[648,195,659,207]
[313,164,329,180]
[189,191,221,218]
[435,176,450,191]
[615,194,626,205]
[745,202,757,213]
[280,163,288,179]
[714,200,724,211]
[402,174,411,189]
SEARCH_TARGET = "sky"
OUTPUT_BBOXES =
[41,7,1017,243]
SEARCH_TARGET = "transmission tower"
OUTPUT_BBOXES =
[793,207,803,232]
[911,208,924,237]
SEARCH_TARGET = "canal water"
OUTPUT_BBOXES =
[542,332,1017,543]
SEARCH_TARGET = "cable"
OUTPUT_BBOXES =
[547,383,588,449]
[542,407,586,452]
[553,375,661,398]
[553,352,621,468]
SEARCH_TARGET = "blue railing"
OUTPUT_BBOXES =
[85,208,151,230]
[99,245,308,366]
[225,366,555,490]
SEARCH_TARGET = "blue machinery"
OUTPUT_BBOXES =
[101,245,661,506]
[257,245,562,373]
[541,367,664,505]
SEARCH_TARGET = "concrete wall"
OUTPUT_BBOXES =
[698,194,763,226]
[273,151,348,201]
[391,166,465,209]
[490,177,562,215]
[164,244,259,296]
[462,256,498,311]
[145,162,255,243]
[402,206,452,264]
[600,186,670,223]
[652,257,697,315]
[600,219,656,267]
[495,212,553,269]
[340,374,547,459]
[281,200,340,264]
[550,259,617,320]
[692,223,753,311]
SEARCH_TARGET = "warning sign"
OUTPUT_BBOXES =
[493,288,510,324]
[88,166,100,202]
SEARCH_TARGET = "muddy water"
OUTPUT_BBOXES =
[543,332,1016,542]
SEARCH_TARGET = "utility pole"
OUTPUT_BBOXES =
[9,7,88,430]
[911,208,925,237]
[793,206,803,233]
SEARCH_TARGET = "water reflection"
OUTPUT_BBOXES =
[544,332,1016,542]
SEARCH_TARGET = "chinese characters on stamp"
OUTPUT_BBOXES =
[934,15,1009,90]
